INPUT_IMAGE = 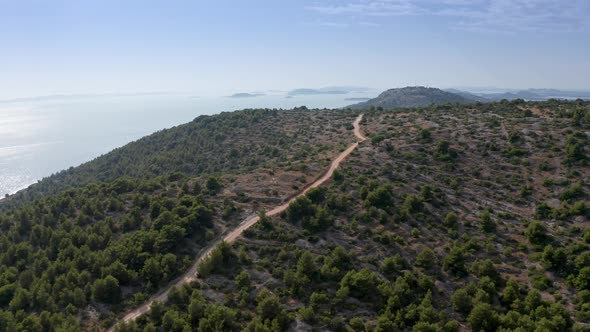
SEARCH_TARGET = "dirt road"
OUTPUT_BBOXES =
[107,113,366,331]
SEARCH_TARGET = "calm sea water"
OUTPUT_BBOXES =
[0,93,369,197]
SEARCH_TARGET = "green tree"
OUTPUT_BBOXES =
[235,270,252,290]
[381,254,409,276]
[92,275,121,304]
[205,177,222,194]
[296,251,316,280]
[565,136,586,164]
[364,185,394,210]
[451,288,472,315]
[471,259,500,284]
[198,241,234,277]
[256,291,282,321]
[286,196,316,223]
[525,220,549,246]
[415,248,436,269]
[437,141,450,154]
[188,292,206,325]
[535,202,552,219]
[443,245,467,277]
[0,284,16,307]
[444,212,458,228]
[198,304,236,332]
[8,287,29,311]
[162,310,188,332]
[468,303,499,332]
[418,185,434,202]
[418,129,432,142]
[479,210,496,233]
[142,257,163,286]
[155,224,186,252]
[339,268,382,300]
[576,267,590,291]
[559,181,585,203]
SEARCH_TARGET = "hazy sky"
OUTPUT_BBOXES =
[1,0,589,99]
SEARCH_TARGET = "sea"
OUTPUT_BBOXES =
[0,92,371,197]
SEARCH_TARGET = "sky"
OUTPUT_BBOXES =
[1,0,589,99]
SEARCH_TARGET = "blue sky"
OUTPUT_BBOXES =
[1,0,589,99]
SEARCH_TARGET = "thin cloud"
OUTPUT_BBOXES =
[301,20,351,27]
[359,21,380,27]
[307,0,590,32]
[307,0,423,16]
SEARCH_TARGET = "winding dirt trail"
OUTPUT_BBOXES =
[107,114,366,331]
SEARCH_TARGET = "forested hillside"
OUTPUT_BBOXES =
[117,99,590,332]
[2,108,355,209]
[1,100,590,331]
[0,109,356,331]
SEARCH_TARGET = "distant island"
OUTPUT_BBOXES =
[446,88,590,102]
[347,86,590,109]
[288,86,372,96]
[227,92,264,98]
[347,86,470,109]
[1,96,589,332]
[288,88,348,96]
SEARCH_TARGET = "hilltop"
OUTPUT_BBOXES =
[347,86,471,109]
[347,87,590,111]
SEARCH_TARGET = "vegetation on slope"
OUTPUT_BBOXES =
[0,108,356,331]
[117,99,589,332]
[1,100,589,331]
[0,174,219,331]
[2,108,355,209]
[347,86,471,110]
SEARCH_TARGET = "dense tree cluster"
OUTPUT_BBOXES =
[0,175,219,330]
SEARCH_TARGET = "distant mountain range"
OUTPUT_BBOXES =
[347,86,590,109]
[445,88,590,102]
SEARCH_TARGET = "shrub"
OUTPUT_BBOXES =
[371,135,385,144]
[468,303,499,332]
[451,288,472,315]
[381,255,409,276]
[479,210,496,233]
[559,182,585,203]
[535,202,553,219]
[339,268,382,301]
[286,196,316,223]
[470,259,500,283]
[443,245,467,277]
[444,212,458,228]
[415,248,436,269]
[526,220,550,246]
[576,267,590,291]
[570,201,588,217]
[205,177,222,194]
[418,129,432,142]
[364,185,394,210]
[92,275,121,304]
[197,241,234,277]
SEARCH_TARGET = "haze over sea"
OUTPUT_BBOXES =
[0,92,372,197]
